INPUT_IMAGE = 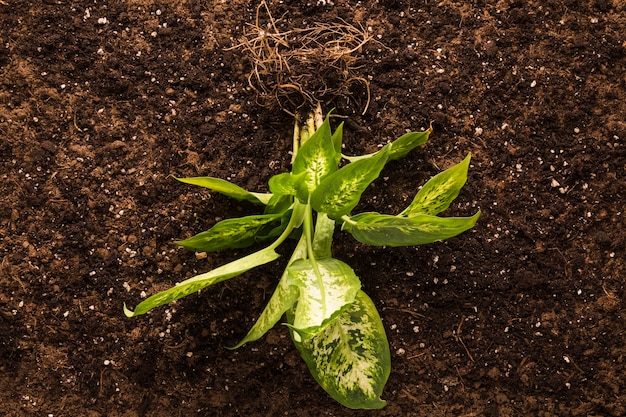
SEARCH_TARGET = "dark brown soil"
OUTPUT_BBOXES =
[1,1,625,416]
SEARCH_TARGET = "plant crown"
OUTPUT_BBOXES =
[124,107,480,409]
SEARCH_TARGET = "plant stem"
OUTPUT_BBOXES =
[269,201,305,251]
[303,199,327,318]
[340,215,356,225]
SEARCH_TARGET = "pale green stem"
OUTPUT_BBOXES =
[303,199,326,318]
[341,215,357,225]
[269,201,305,251]
[313,102,323,130]
[292,119,300,164]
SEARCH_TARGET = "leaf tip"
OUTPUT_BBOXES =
[225,342,243,350]
[123,303,136,318]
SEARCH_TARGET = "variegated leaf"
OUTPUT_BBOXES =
[176,213,283,252]
[343,211,480,247]
[123,247,280,317]
[286,258,361,340]
[291,290,390,409]
[400,153,471,216]
[310,145,390,219]
[292,115,340,197]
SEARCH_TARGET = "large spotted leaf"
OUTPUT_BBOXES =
[291,290,390,409]
[286,258,361,340]
[400,153,472,216]
[310,145,390,219]
[123,247,280,317]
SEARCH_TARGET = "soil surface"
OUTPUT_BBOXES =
[1,1,625,416]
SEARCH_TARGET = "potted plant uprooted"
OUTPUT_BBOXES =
[125,106,479,409]
[124,1,479,409]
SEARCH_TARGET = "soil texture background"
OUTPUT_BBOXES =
[1,0,625,416]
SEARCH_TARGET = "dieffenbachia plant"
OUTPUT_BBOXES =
[124,107,480,409]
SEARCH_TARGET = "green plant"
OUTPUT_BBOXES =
[124,107,480,409]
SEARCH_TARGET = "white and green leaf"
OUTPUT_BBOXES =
[400,153,471,216]
[291,290,390,409]
[123,247,280,317]
[291,115,340,197]
[174,176,272,205]
[311,145,390,219]
[286,258,361,340]
[343,211,480,247]
[176,213,284,252]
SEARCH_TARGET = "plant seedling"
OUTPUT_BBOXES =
[124,106,480,409]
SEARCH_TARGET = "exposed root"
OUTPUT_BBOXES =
[227,0,375,115]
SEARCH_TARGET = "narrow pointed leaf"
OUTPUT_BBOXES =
[124,247,280,317]
[230,235,308,348]
[343,129,430,162]
[174,176,272,205]
[343,211,480,247]
[176,214,284,252]
[292,115,340,197]
[331,121,344,154]
[291,290,390,409]
[286,258,361,340]
[387,128,431,160]
[311,145,390,219]
[400,153,471,216]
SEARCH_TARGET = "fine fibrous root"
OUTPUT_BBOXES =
[227,0,374,115]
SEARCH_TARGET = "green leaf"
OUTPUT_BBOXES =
[292,115,340,197]
[263,193,293,215]
[343,211,480,247]
[230,235,308,349]
[291,290,390,409]
[176,214,284,252]
[268,172,307,198]
[343,128,430,162]
[331,121,344,154]
[254,209,293,241]
[174,176,272,205]
[124,247,280,317]
[387,129,431,160]
[286,258,361,340]
[311,145,390,219]
[400,153,471,216]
